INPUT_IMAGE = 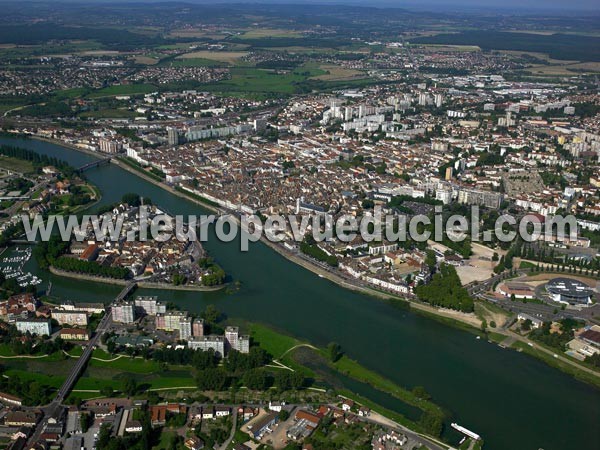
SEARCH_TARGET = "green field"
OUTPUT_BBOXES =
[239,28,303,39]
[410,31,600,62]
[0,156,34,173]
[89,355,162,374]
[74,363,196,392]
[511,341,600,389]
[87,83,158,98]
[205,66,325,95]
[249,322,301,358]
[250,322,445,436]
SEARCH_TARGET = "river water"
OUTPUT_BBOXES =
[2,136,599,450]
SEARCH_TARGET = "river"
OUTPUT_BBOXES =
[2,136,599,450]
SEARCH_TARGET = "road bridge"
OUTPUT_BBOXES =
[26,282,137,446]
[77,156,112,172]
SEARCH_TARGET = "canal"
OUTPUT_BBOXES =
[2,136,599,450]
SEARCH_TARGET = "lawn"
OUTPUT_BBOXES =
[4,368,65,388]
[74,363,196,392]
[89,355,162,374]
[249,323,300,359]
[153,431,185,450]
[512,341,600,389]
[0,345,67,362]
[312,64,367,81]
[328,353,442,416]
[0,155,35,174]
[519,261,537,269]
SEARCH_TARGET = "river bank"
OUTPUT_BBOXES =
[33,136,600,387]
[248,322,450,447]
[6,133,598,450]
[48,266,227,292]
[110,148,485,332]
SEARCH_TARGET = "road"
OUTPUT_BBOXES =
[26,282,135,447]
[26,309,113,446]
[218,407,238,450]
[2,178,47,218]
[349,409,447,450]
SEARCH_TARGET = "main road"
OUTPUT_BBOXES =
[26,282,136,446]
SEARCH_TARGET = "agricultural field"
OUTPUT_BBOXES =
[167,29,230,40]
[418,44,481,52]
[238,28,303,39]
[176,51,249,64]
[168,58,228,68]
[409,31,600,62]
[133,55,160,65]
[204,65,325,95]
[312,64,367,81]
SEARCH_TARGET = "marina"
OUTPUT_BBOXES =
[0,246,42,288]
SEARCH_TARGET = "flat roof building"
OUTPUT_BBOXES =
[545,278,594,306]
[112,302,136,324]
[188,335,225,357]
[16,318,51,336]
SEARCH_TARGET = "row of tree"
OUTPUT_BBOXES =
[300,236,338,267]
[52,256,131,279]
[0,144,77,178]
[414,264,474,312]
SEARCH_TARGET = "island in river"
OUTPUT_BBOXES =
[0,135,598,450]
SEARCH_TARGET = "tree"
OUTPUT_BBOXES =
[278,410,290,421]
[328,342,343,362]
[414,264,474,312]
[425,249,437,271]
[274,370,304,391]
[242,368,270,390]
[196,368,228,391]
[123,375,138,396]
[412,386,431,400]
[418,411,443,437]
[121,192,141,207]
[203,305,220,324]
[80,412,93,433]
[100,386,114,397]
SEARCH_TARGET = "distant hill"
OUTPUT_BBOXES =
[410,31,600,62]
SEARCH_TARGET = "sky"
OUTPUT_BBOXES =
[9,0,600,13]
[147,0,600,12]
[265,0,600,11]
